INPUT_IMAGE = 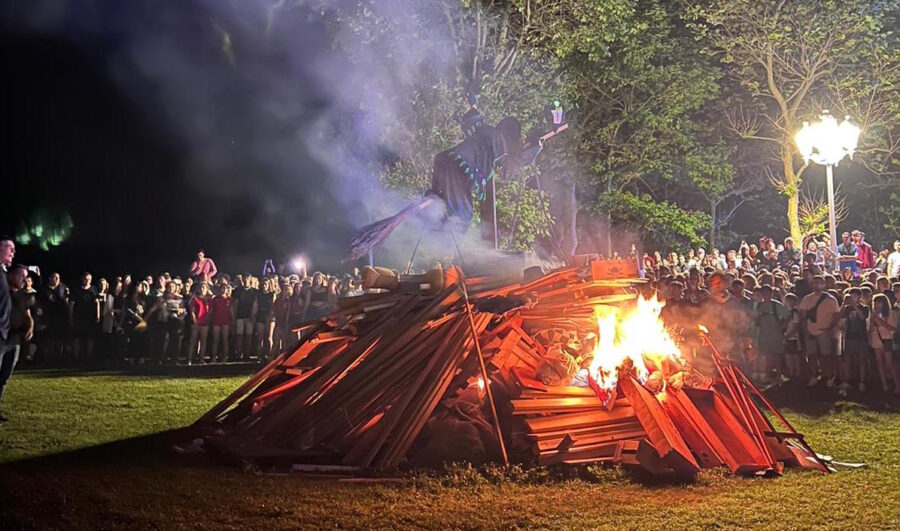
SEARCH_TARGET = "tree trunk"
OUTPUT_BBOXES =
[561,181,578,256]
[782,145,801,240]
[709,200,717,250]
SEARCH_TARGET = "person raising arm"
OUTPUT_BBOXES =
[189,249,218,280]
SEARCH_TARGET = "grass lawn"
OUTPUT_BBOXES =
[1,370,899,530]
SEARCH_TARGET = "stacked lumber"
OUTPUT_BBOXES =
[196,263,827,478]
[198,281,493,468]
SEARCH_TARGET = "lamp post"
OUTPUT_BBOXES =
[794,111,860,271]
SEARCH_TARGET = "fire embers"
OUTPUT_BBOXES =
[643,371,665,394]
[533,328,595,386]
[588,295,687,401]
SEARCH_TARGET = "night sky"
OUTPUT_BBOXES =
[0,1,377,281]
[2,28,199,277]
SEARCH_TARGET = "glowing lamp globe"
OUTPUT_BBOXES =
[794,111,859,167]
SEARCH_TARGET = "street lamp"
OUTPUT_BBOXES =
[794,111,860,271]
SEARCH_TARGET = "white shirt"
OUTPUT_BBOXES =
[888,251,900,278]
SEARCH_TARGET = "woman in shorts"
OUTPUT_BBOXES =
[210,284,234,364]
[869,294,898,393]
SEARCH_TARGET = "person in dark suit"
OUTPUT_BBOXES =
[0,237,17,424]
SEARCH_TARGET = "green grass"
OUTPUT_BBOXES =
[1,371,899,530]
[0,371,247,463]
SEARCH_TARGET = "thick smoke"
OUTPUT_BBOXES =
[4,0,468,271]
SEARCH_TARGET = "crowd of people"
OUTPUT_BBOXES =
[1,247,367,374]
[2,230,900,424]
[643,231,900,396]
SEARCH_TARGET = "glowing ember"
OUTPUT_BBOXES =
[589,294,684,396]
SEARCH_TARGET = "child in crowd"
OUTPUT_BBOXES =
[210,284,234,364]
[187,282,212,365]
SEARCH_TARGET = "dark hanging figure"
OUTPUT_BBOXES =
[347,106,545,261]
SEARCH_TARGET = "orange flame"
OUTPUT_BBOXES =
[589,294,684,393]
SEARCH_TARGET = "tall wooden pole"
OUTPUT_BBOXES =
[456,266,508,465]
[491,176,499,249]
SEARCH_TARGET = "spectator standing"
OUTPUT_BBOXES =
[187,282,212,365]
[163,282,185,362]
[782,293,804,379]
[124,281,150,362]
[97,278,115,362]
[887,241,900,279]
[271,281,293,356]
[234,275,258,360]
[798,276,841,387]
[711,249,727,270]
[19,272,38,363]
[852,231,874,271]
[746,244,760,269]
[840,289,869,392]
[109,278,127,357]
[875,277,893,304]
[189,249,218,281]
[38,272,68,363]
[836,232,859,277]
[779,238,801,271]
[210,284,234,363]
[698,272,745,375]
[0,239,17,423]
[145,281,185,363]
[146,275,168,363]
[291,278,309,326]
[4,265,33,421]
[753,285,788,383]
[69,272,99,364]
[870,294,898,393]
[256,277,275,360]
[304,272,331,321]
[874,250,889,273]
[686,249,697,269]
[760,239,779,271]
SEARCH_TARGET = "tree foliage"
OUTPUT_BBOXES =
[594,191,711,252]
[287,0,899,258]
[687,0,899,240]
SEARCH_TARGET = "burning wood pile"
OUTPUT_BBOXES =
[195,262,827,479]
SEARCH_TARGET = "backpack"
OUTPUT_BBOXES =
[807,293,828,324]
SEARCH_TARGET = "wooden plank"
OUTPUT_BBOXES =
[519,385,597,398]
[376,313,491,467]
[536,421,645,452]
[353,317,469,467]
[245,294,428,441]
[524,404,635,433]
[618,375,700,478]
[675,387,772,475]
[659,390,724,469]
[193,349,289,426]
[539,440,630,466]
[511,396,625,414]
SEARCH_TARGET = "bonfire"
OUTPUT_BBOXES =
[194,261,828,479]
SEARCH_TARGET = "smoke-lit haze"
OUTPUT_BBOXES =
[1,0,466,274]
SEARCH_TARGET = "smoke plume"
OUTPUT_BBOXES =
[4,0,468,271]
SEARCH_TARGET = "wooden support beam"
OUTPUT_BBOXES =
[618,375,700,478]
